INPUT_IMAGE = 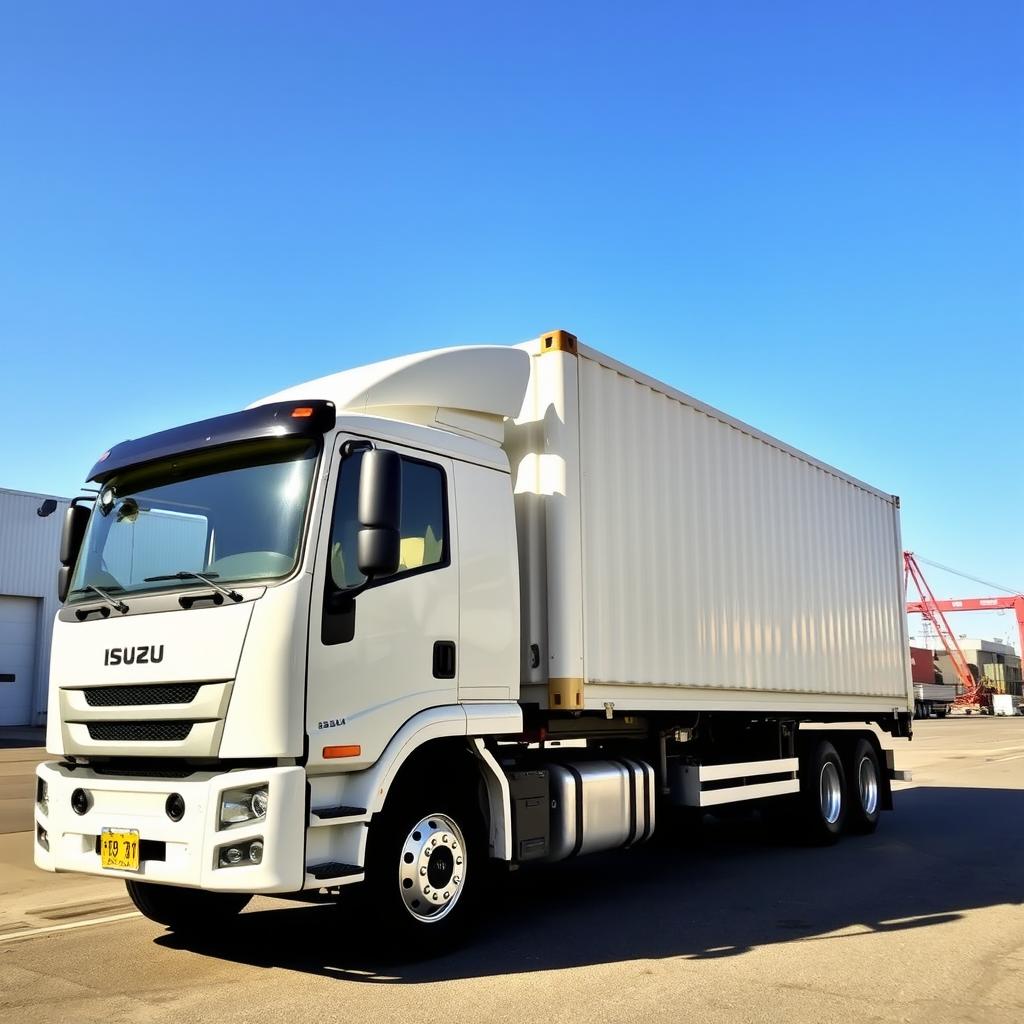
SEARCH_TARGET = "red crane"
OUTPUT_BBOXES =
[916,594,1024,655]
[906,590,1024,708]
[903,552,984,706]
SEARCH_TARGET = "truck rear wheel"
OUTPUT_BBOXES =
[845,738,881,834]
[799,739,847,844]
[125,880,251,932]
[364,789,484,953]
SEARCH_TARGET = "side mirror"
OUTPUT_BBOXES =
[57,503,91,602]
[356,449,402,580]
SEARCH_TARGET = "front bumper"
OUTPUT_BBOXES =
[34,762,306,893]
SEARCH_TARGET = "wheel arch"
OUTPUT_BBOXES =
[341,704,519,861]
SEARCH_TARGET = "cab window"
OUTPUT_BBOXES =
[329,450,448,590]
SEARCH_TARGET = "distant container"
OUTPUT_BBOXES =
[992,693,1021,716]
[909,645,937,685]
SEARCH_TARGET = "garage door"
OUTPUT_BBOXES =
[0,596,39,726]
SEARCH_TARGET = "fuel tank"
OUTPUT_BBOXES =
[545,758,656,861]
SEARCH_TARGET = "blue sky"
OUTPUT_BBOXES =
[1,3,1022,644]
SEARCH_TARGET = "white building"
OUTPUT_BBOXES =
[0,488,71,726]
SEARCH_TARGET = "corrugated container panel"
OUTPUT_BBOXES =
[509,339,914,711]
[0,488,71,722]
[573,350,908,702]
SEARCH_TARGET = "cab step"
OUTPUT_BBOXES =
[308,861,363,880]
[311,805,367,820]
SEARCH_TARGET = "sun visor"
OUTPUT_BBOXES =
[87,400,336,482]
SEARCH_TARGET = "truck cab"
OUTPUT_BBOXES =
[36,346,529,938]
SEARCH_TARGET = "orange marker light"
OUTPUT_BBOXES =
[291,407,315,418]
[323,744,361,759]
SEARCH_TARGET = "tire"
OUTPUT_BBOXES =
[845,738,882,835]
[125,880,250,932]
[798,739,847,845]
[363,785,486,954]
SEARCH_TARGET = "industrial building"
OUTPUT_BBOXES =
[0,487,70,726]
[930,637,1023,697]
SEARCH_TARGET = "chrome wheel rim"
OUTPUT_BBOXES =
[819,761,842,825]
[858,756,879,816]
[398,813,466,923]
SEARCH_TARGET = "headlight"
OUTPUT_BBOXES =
[219,785,269,828]
[36,778,48,815]
[251,788,268,818]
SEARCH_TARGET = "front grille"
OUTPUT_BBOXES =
[91,764,196,779]
[87,722,193,742]
[83,684,202,708]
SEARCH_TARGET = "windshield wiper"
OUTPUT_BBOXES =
[73,584,129,615]
[144,571,243,603]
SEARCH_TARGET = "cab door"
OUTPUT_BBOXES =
[306,436,460,771]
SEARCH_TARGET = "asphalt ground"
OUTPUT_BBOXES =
[1,717,1022,1024]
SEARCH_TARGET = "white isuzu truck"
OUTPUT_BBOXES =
[35,330,913,945]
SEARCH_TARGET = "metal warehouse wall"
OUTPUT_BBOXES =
[0,488,70,725]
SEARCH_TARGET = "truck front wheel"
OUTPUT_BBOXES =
[125,880,251,932]
[364,791,484,952]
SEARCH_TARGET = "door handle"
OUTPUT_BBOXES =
[432,641,456,680]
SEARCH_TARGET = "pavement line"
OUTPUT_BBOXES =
[0,911,142,944]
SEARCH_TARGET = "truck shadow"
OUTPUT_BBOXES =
[156,785,1024,982]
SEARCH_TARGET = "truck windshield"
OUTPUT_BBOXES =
[67,437,320,602]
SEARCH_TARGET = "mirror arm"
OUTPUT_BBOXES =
[326,578,373,609]
[340,439,373,459]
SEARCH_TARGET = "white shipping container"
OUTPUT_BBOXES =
[992,694,1021,716]
[507,333,912,715]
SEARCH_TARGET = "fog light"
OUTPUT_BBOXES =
[221,846,243,866]
[165,793,185,822]
[216,837,264,868]
[71,788,90,815]
[37,825,49,851]
[37,778,48,815]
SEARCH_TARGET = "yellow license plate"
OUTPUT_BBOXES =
[100,829,140,871]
